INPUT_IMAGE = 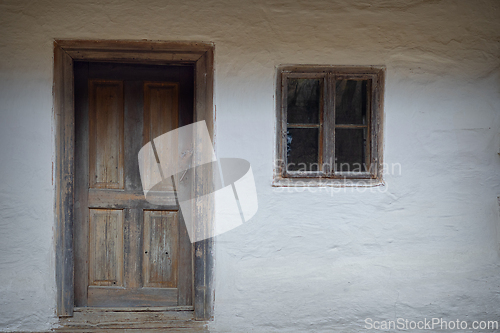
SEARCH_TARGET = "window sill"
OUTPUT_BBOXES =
[272,176,384,187]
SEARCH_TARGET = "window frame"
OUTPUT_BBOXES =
[274,65,385,187]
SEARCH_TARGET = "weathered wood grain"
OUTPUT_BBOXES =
[88,188,177,209]
[89,80,124,189]
[55,40,214,322]
[87,287,178,307]
[143,211,179,288]
[274,65,385,185]
[88,209,124,287]
[56,39,212,52]
[56,307,207,332]
[78,66,194,309]
[54,42,75,317]
[193,47,215,321]
[74,62,90,307]
[143,82,179,191]
[124,80,144,192]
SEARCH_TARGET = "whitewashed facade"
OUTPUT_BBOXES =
[0,0,499,331]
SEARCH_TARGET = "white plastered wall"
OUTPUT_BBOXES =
[0,0,499,332]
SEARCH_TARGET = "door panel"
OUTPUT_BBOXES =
[143,82,179,138]
[89,80,124,189]
[143,210,179,288]
[88,209,124,287]
[74,62,194,308]
[143,82,179,192]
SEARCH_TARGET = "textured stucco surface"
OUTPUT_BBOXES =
[0,0,499,332]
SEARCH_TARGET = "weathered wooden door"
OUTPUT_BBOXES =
[74,62,194,308]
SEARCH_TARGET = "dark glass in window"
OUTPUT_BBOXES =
[335,128,366,172]
[287,79,321,124]
[286,128,319,171]
[335,80,367,125]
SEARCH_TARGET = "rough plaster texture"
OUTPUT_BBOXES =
[0,0,499,332]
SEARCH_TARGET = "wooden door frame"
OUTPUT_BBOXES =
[53,39,215,320]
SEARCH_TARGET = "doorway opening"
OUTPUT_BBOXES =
[53,40,215,322]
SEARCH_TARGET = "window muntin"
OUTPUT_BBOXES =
[276,66,384,185]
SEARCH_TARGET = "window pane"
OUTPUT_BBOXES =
[335,80,367,125]
[335,128,366,172]
[286,128,319,172]
[287,78,321,124]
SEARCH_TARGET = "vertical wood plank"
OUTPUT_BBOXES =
[54,43,75,317]
[374,70,384,179]
[365,78,372,172]
[325,73,335,175]
[74,61,90,307]
[280,73,287,177]
[318,76,326,169]
[177,212,193,306]
[124,208,143,289]
[89,209,124,287]
[176,67,195,307]
[124,81,144,191]
[123,80,145,291]
[89,80,124,189]
[194,48,215,321]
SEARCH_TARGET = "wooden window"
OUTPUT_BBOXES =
[275,66,384,186]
